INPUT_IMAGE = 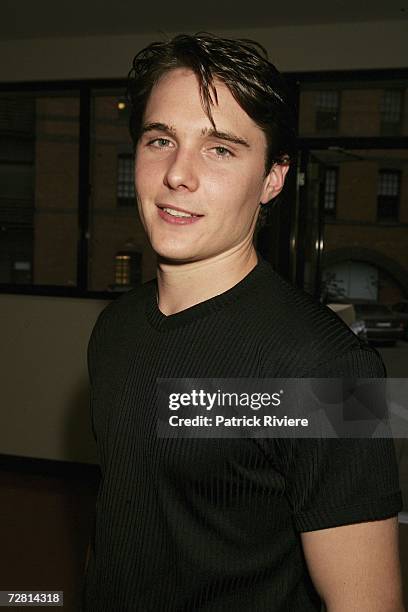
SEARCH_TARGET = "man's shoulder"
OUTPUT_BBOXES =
[90,280,154,341]
[253,259,355,342]
[251,259,382,376]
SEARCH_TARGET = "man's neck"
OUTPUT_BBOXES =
[156,244,259,316]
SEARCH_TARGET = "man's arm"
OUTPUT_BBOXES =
[301,516,405,611]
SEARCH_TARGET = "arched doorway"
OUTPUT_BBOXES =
[322,248,408,303]
[322,261,379,301]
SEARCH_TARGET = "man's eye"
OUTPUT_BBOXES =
[148,138,171,148]
[213,146,233,157]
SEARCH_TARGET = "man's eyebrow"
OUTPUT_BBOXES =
[202,128,250,148]
[141,122,250,148]
[141,122,177,136]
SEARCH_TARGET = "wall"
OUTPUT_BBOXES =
[0,20,407,83]
[0,294,107,463]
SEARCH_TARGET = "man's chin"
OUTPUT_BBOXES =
[156,252,199,266]
[153,244,200,265]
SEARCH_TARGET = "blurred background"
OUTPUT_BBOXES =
[0,1,407,609]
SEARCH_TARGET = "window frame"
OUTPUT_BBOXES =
[315,89,340,132]
[377,168,401,222]
[113,251,142,289]
[323,166,338,217]
[0,69,407,298]
[380,89,404,136]
[117,152,136,207]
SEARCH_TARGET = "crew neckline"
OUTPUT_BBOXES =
[145,253,272,332]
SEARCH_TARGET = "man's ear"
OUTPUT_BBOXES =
[260,163,290,205]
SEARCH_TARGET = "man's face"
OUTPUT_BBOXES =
[134,67,288,263]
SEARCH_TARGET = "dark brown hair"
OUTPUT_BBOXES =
[127,32,297,176]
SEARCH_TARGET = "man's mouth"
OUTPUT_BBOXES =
[157,204,204,218]
[161,207,198,218]
[157,204,204,225]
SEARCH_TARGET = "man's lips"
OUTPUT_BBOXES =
[156,203,204,216]
[156,203,204,225]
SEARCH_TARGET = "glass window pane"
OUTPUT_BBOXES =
[0,91,79,286]
[377,169,401,220]
[381,90,402,123]
[88,91,156,292]
[378,170,400,196]
[324,168,337,214]
[316,91,339,112]
[117,154,136,205]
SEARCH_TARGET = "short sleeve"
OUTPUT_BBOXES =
[287,437,402,532]
[285,344,403,532]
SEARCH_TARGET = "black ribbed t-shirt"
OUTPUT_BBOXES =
[82,255,402,611]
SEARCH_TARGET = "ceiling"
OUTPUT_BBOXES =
[2,0,408,40]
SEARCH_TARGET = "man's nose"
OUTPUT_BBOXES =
[163,148,199,192]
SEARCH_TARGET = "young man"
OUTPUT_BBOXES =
[82,34,404,611]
